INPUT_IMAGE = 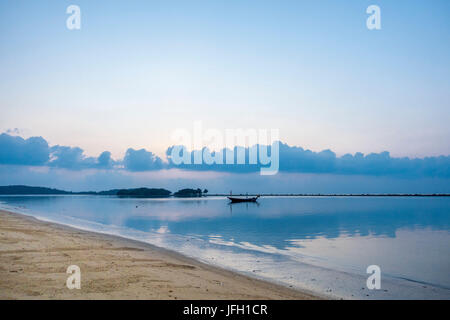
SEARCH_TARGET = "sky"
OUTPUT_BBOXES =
[0,1,449,193]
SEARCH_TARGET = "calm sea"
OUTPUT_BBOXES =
[1,195,449,299]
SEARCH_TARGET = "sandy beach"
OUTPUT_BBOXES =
[0,210,319,300]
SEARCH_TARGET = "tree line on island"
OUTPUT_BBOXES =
[0,185,208,198]
[116,187,208,198]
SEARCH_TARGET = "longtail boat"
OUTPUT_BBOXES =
[227,195,260,203]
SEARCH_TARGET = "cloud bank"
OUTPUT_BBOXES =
[123,148,163,171]
[0,133,115,170]
[0,133,49,165]
[1,133,449,178]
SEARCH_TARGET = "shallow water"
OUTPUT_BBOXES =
[1,195,449,299]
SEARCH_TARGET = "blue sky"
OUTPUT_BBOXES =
[0,1,449,192]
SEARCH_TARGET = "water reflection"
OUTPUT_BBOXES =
[1,196,449,244]
[1,195,449,292]
[228,201,260,215]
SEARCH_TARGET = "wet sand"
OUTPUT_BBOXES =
[0,210,320,300]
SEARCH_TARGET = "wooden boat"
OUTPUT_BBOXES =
[227,195,260,203]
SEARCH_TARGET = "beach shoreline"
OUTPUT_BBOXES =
[0,209,321,300]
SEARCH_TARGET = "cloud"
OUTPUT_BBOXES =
[1,132,449,178]
[49,145,94,169]
[166,142,450,178]
[278,143,337,173]
[0,134,115,170]
[97,151,114,169]
[0,133,49,165]
[49,146,117,170]
[123,148,163,171]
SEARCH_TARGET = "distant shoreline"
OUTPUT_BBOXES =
[1,194,449,198]
[0,185,448,198]
[1,193,449,198]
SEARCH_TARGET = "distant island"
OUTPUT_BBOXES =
[0,185,72,195]
[0,185,206,198]
[117,188,171,198]
[173,188,208,197]
[0,185,448,198]
[0,185,119,196]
